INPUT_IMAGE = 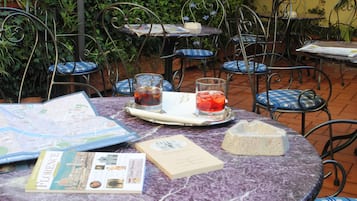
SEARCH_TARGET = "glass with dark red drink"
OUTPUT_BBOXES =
[133,73,163,112]
[196,77,226,116]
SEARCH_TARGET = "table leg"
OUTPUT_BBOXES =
[163,38,176,83]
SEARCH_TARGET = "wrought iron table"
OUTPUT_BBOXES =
[122,24,222,84]
[0,96,323,201]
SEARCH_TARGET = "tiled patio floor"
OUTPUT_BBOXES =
[178,62,357,198]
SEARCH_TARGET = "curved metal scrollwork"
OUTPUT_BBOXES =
[305,119,357,197]
[0,7,58,102]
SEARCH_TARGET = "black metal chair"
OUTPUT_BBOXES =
[48,31,107,97]
[219,4,271,111]
[220,5,332,135]
[255,65,332,135]
[175,0,226,78]
[323,0,357,86]
[96,2,175,96]
[305,119,357,197]
[0,7,58,103]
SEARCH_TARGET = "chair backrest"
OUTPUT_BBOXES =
[305,119,357,197]
[180,0,226,28]
[0,7,58,103]
[266,0,293,53]
[178,0,226,50]
[52,31,108,96]
[227,4,286,67]
[328,0,357,41]
[229,4,268,60]
[55,33,106,71]
[96,2,168,94]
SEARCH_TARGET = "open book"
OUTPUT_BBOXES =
[0,91,138,165]
[135,135,224,179]
[26,151,146,193]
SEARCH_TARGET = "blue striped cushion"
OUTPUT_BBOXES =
[114,78,174,95]
[222,60,267,73]
[175,49,214,58]
[256,89,325,110]
[315,197,357,201]
[232,35,258,44]
[49,61,98,74]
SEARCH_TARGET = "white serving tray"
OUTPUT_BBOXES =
[125,92,235,126]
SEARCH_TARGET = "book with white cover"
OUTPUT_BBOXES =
[26,151,146,194]
[135,134,224,179]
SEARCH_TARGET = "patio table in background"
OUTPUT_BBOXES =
[297,40,357,86]
[297,40,357,64]
[123,24,222,83]
[0,96,323,201]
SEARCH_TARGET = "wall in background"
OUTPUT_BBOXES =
[254,0,356,27]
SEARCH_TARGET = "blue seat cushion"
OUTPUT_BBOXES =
[232,34,258,44]
[256,89,325,110]
[222,60,267,73]
[175,49,214,58]
[49,61,98,74]
[114,78,174,95]
[315,197,357,201]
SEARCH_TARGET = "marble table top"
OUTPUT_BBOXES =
[0,96,323,201]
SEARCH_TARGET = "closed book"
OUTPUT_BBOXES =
[135,134,224,179]
[25,151,146,194]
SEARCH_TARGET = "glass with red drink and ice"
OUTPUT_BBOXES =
[196,77,226,116]
[133,73,163,112]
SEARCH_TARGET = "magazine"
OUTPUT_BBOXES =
[26,151,146,193]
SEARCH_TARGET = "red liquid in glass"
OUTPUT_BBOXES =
[196,90,225,112]
[134,87,162,106]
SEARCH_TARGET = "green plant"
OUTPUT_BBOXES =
[1,0,255,97]
[308,6,325,16]
[0,9,55,101]
[0,40,13,76]
[330,0,357,41]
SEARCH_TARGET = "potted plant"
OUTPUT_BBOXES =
[330,0,357,41]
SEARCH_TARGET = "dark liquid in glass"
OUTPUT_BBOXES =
[134,87,162,106]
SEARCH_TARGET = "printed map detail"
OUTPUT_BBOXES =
[0,92,138,164]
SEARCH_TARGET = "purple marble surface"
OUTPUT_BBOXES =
[0,96,323,201]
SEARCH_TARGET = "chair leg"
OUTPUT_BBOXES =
[322,160,347,197]
[324,108,333,159]
[339,63,345,86]
[225,73,231,98]
[301,113,306,135]
[173,63,185,91]
[100,69,106,96]
[202,60,207,77]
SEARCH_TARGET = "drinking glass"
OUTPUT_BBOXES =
[195,77,226,116]
[133,73,163,112]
